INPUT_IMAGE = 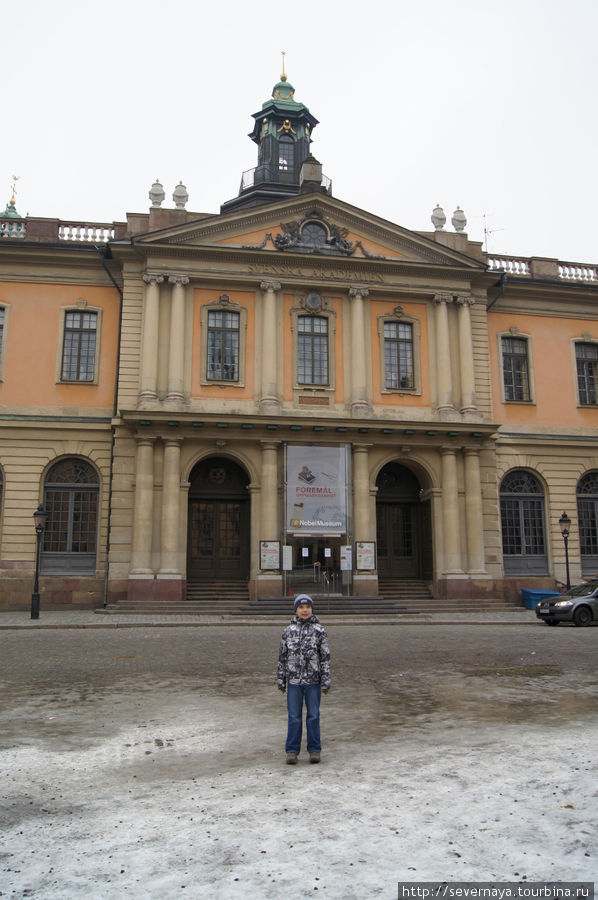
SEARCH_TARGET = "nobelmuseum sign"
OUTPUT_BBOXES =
[248,263,385,283]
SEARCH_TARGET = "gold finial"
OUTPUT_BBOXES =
[281,50,287,82]
[11,174,20,202]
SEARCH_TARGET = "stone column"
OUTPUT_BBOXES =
[352,443,372,541]
[260,441,280,541]
[139,274,163,404]
[434,293,455,412]
[130,437,155,574]
[259,281,281,413]
[456,295,477,412]
[158,437,183,576]
[166,275,189,404]
[441,446,462,573]
[464,448,486,573]
[349,287,370,415]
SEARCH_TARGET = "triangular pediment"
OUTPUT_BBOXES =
[132,194,484,270]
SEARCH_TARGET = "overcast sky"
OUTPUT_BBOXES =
[4,0,597,263]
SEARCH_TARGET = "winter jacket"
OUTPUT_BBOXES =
[277,614,331,691]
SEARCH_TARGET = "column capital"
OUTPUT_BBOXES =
[135,433,157,445]
[455,294,475,307]
[260,439,281,450]
[352,442,373,452]
[168,274,190,287]
[143,273,164,286]
[162,436,184,447]
[433,292,453,305]
[349,286,369,299]
[260,280,281,292]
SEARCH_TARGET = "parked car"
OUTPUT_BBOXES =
[535,580,598,626]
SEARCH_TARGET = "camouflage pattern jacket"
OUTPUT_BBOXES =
[277,614,331,690]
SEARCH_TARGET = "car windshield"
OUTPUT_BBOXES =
[564,582,598,598]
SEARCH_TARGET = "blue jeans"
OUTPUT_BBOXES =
[285,683,321,754]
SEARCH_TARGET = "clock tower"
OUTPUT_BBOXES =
[221,65,326,212]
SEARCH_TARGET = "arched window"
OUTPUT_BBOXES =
[577,472,598,572]
[500,470,547,574]
[42,458,99,573]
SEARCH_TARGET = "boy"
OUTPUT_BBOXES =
[277,593,331,764]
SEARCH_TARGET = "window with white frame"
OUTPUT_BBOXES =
[575,342,598,406]
[60,309,99,382]
[501,335,531,401]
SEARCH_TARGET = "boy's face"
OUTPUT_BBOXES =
[296,603,313,619]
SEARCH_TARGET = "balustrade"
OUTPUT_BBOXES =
[58,222,115,242]
[0,218,26,239]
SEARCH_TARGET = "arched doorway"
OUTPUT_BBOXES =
[187,457,250,581]
[376,462,431,579]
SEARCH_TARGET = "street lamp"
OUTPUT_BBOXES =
[31,504,48,620]
[559,511,571,591]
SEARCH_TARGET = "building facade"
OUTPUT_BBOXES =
[1,75,597,610]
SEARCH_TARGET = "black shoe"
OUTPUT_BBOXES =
[286,753,298,765]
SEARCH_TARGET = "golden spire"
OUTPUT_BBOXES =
[10,174,19,202]
[281,50,287,82]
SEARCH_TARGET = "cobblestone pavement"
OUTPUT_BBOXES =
[1,623,597,898]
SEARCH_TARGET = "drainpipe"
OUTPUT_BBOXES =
[96,245,124,607]
[487,273,507,310]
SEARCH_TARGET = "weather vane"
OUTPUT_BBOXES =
[11,175,20,201]
[281,50,287,81]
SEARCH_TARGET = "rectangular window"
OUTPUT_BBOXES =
[502,336,530,401]
[576,342,598,405]
[207,309,240,381]
[0,306,4,357]
[384,321,414,389]
[61,311,97,382]
[298,315,328,385]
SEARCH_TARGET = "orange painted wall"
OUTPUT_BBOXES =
[191,289,255,398]
[370,300,430,407]
[0,282,118,409]
[488,311,598,428]
[283,294,344,403]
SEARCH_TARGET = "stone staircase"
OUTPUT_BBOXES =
[102,580,250,615]
[379,579,523,613]
[232,595,420,616]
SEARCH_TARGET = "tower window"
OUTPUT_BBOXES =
[278,136,295,172]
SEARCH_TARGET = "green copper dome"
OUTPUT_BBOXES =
[2,197,21,218]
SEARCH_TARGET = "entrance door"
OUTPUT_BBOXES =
[187,457,249,581]
[376,462,431,579]
[376,502,419,577]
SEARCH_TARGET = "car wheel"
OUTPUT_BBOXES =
[573,605,593,627]
[544,619,560,626]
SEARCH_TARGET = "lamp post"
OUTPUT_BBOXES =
[31,504,48,620]
[559,511,571,591]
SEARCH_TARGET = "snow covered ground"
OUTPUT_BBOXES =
[1,668,596,899]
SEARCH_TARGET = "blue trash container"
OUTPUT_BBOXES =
[520,588,560,610]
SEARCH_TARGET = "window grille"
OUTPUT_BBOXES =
[384,321,414,389]
[577,472,598,556]
[500,470,547,573]
[278,136,295,172]
[502,336,530,401]
[576,342,598,405]
[42,459,98,573]
[61,311,97,381]
[207,310,239,381]
[298,315,328,385]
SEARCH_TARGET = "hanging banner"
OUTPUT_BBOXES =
[286,446,347,535]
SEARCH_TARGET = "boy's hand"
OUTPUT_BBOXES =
[322,687,330,694]
[278,685,286,693]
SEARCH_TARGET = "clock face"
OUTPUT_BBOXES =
[302,222,327,247]
[306,291,322,311]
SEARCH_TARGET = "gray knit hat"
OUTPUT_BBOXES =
[294,594,314,610]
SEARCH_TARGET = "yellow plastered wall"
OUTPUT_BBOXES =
[488,311,598,428]
[0,282,118,410]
